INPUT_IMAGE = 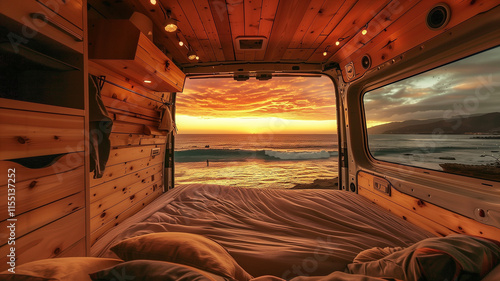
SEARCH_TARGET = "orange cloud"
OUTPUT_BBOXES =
[176,76,337,122]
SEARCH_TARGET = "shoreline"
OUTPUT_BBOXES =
[291,177,339,189]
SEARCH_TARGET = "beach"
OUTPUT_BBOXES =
[175,134,339,189]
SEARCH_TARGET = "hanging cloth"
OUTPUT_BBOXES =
[89,75,113,178]
[158,104,176,134]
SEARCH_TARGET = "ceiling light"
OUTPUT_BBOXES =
[335,41,340,46]
[164,18,178,33]
[144,80,152,84]
[187,50,197,60]
[323,51,328,56]
[178,40,184,46]
[150,0,156,5]
[196,56,200,60]
[361,24,368,35]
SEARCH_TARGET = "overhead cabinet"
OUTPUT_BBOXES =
[89,20,186,92]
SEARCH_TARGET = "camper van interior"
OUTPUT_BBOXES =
[1,0,500,280]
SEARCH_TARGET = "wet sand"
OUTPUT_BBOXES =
[291,177,339,189]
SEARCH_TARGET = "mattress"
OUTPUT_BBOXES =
[92,184,435,278]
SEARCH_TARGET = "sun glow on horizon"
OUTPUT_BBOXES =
[176,76,337,134]
[176,115,337,134]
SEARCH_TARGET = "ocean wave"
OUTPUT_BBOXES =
[264,150,331,160]
[174,149,337,162]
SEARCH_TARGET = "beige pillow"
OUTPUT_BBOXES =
[110,232,253,281]
[0,257,122,281]
[90,260,230,281]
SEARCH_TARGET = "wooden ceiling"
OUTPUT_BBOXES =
[97,0,500,76]
[129,0,396,65]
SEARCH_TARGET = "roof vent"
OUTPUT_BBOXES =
[426,3,451,30]
[235,36,268,51]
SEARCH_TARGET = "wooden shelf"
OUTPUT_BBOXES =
[89,19,186,92]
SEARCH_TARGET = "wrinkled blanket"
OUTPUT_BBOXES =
[93,184,434,278]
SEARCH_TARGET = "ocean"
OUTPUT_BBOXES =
[368,134,500,170]
[174,134,500,188]
[174,134,338,189]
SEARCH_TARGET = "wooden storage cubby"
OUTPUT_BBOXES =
[89,19,186,92]
[0,0,87,270]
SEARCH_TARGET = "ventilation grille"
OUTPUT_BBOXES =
[235,37,268,51]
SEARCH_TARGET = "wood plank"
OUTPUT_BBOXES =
[244,0,262,36]
[90,162,163,200]
[90,180,163,232]
[243,0,263,61]
[193,0,226,61]
[107,108,159,123]
[209,0,236,61]
[358,172,500,241]
[177,0,216,62]
[0,209,85,271]
[90,152,164,187]
[90,188,163,245]
[0,109,84,160]
[111,121,145,135]
[57,238,86,258]
[254,0,279,61]
[264,0,313,61]
[307,0,391,62]
[112,112,159,127]
[90,175,163,218]
[0,153,84,184]
[0,192,84,245]
[106,145,162,166]
[227,0,245,60]
[0,98,84,117]
[109,133,167,148]
[90,21,185,92]
[0,160,84,221]
[337,0,500,80]
[89,61,167,111]
[324,0,418,63]
[101,95,160,119]
[286,0,327,49]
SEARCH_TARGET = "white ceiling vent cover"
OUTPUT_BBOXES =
[235,36,268,51]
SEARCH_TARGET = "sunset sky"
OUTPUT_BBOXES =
[365,46,500,126]
[176,75,337,134]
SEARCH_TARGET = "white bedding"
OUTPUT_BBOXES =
[92,184,435,278]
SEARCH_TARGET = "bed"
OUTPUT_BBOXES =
[2,184,499,280]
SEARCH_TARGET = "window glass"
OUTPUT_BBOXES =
[364,46,500,181]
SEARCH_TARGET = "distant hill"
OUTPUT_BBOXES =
[368,112,500,134]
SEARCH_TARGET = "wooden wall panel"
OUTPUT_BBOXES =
[0,192,84,243]
[0,209,85,267]
[90,187,163,245]
[0,157,84,221]
[0,109,84,160]
[89,61,166,247]
[106,145,163,166]
[357,171,500,240]
[109,134,167,148]
[90,163,163,205]
[90,177,163,226]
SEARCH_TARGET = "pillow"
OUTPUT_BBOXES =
[89,260,230,281]
[347,234,500,281]
[352,246,404,263]
[110,232,253,281]
[481,263,500,281]
[0,257,122,281]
